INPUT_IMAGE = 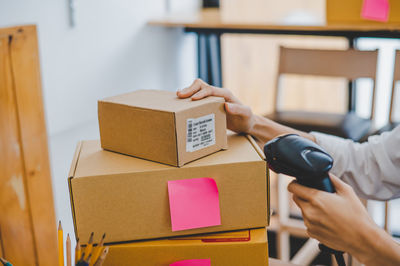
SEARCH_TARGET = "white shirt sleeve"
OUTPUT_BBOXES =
[310,125,400,200]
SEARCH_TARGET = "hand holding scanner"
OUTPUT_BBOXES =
[263,134,345,266]
[264,134,334,193]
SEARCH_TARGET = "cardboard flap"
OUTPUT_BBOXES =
[100,90,225,113]
[68,141,83,178]
[73,133,262,178]
[246,135,265,160]
[68,142,83,240]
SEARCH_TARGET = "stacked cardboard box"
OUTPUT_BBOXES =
[68,90,270,265]
[326,0,400,25]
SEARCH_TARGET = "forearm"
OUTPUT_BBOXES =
[312,129,400,200]
[247,115,315,145]
[354,223,400,266]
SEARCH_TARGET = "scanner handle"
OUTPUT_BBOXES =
[297,174,335,193]
[298,175,344,265]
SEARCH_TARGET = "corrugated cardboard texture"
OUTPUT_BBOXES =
[104,228,268,266]
[98,90,227,166]
[98,101,178,166]
[327,0,400,25]
[101,90,223,112]
[69,133,269,243]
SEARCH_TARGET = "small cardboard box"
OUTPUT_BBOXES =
[104,228,268,266]
[98,90,228,167]
[69,133,269,243]
[327,0,400,25]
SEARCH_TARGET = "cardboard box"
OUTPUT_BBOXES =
[98,90,228,167]
[104,228,268,266]
[327,0,400,25]
[69,133,269,243]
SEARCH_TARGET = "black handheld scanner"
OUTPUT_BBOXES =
[264,134,346,265]
[264,134,335,193]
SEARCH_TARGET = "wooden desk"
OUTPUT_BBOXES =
[149,8,400,110]
[149,8,400,36]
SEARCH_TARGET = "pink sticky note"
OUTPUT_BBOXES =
[170,259,211,266]
[167,177,221,231]
[361,0,390,22]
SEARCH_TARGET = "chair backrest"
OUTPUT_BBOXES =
[389,50,400,123]
[274,46,379,119]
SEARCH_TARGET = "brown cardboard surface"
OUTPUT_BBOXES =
[101,90,224,113]
[103,228,268,266]
[327,0,400,25]
[98,90,228,166]
[69,133,269,244]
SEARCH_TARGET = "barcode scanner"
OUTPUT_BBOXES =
[264,134,345,266]
[264,134,335,192]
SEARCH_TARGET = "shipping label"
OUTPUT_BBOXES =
[186,114,216,152]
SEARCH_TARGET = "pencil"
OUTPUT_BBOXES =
[66,234,71,266]
[89,233,106,266]
[76,256,90,266]
[58,221,64,266]
[0,258,13,266]
[76,251,87,266]
[83,232,94,260]
[76,253,92,266]
[75,238,81,265]
[93,246,109,266]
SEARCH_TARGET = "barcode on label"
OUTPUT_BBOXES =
[187,119,193,143]
[186,114,216,152]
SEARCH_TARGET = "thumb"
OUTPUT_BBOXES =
[225,102,249,117]
[329,174,351,194]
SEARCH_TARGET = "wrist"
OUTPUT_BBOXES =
[349,220,379,263]
[352,220,400,266]
[247,115,316,144]
[247,115,274,144]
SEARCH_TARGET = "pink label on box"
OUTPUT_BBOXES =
[167,177,221,231]
[361,0,390,22]
[170,259,211,266]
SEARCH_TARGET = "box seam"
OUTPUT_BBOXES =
[99,100,173,114]
[173,112,180,166]
[246,134,265,160]
[99,97,225,114]
[68,141,83,177]
[74,159,266,179]
[68,141,83,240]
[246,135,270,225]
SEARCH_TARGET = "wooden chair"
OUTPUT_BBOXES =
[267,46,379,141]
[268,47,379,265]
[383,50,400,132]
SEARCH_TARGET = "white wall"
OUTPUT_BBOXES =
[0,0,197,136]
[0,0,198,250]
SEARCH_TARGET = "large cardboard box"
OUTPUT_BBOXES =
[327,0,400,25]
[69,133,269,243]
[98,90,228,167]
[104,228,268,266]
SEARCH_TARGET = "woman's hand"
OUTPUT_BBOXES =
[177,79,316,144]
[177,79,255,134]
[288,175,373,252]
[288,174,400,266]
